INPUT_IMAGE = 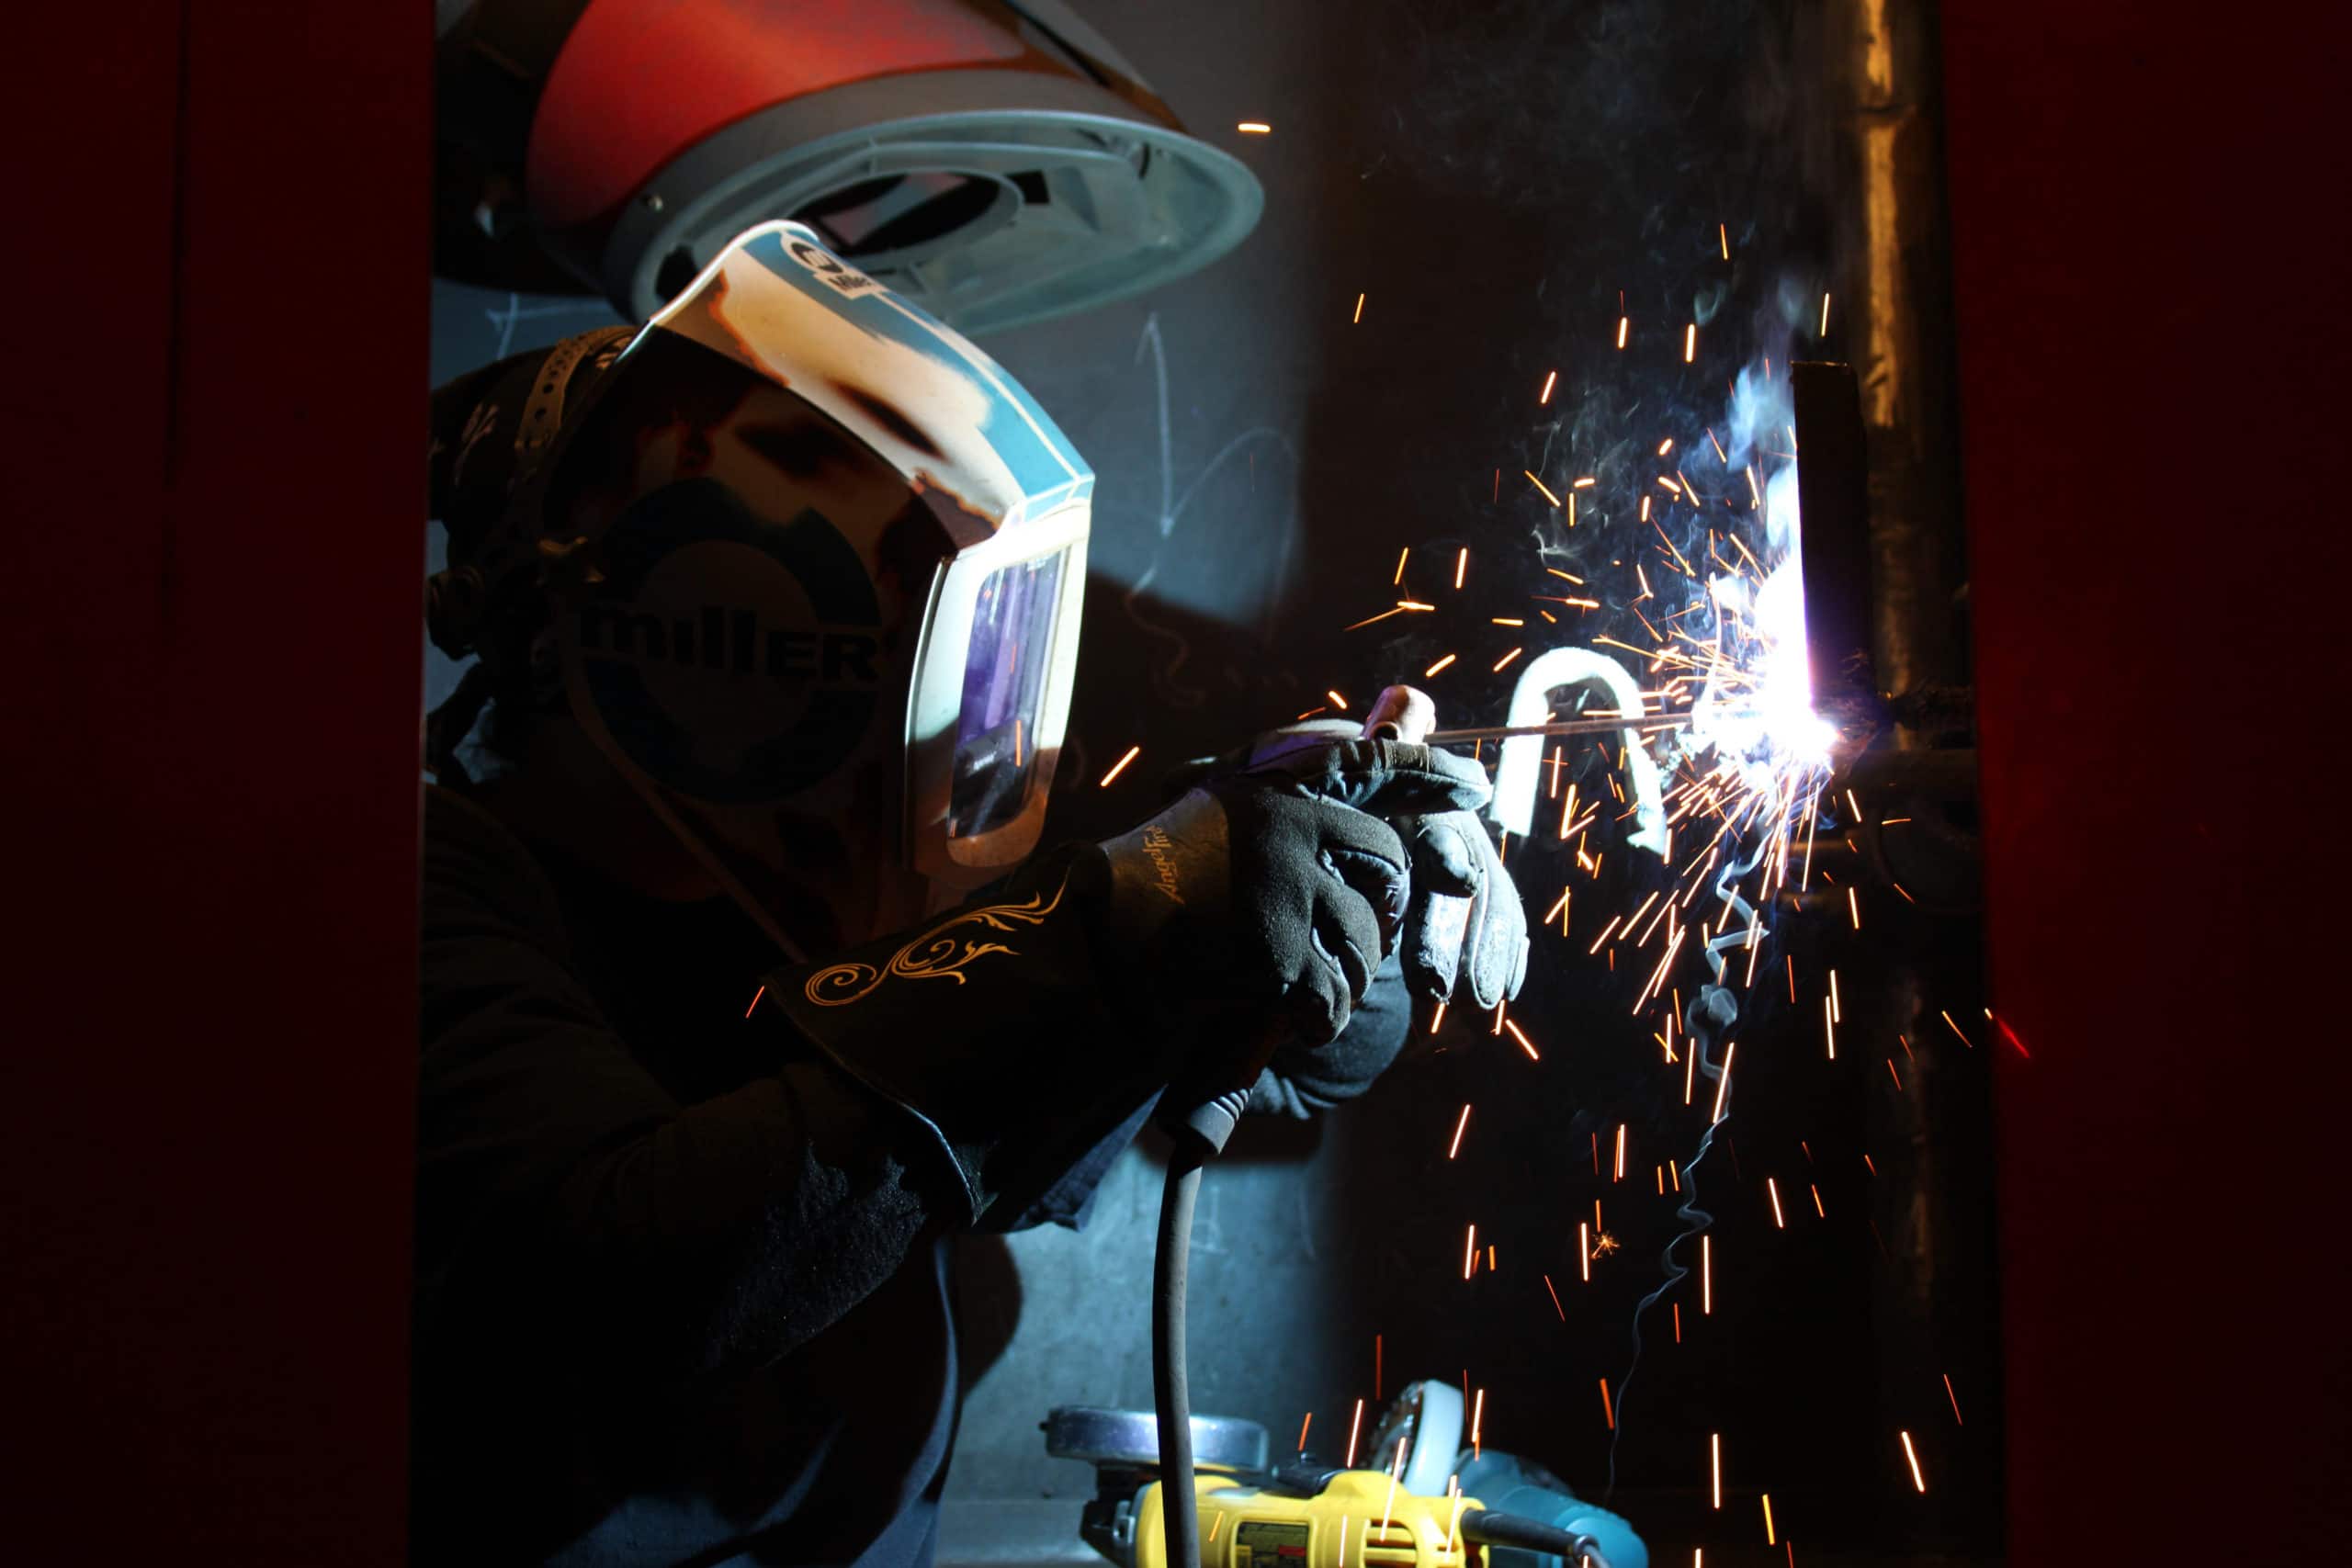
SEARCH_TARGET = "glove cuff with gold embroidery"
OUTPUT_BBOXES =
[760,846,1155,1224]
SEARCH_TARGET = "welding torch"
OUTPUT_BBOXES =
[1425,716,1694,744]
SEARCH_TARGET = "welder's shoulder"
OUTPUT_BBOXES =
[419,783,570,954]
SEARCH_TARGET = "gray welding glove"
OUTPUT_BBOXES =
[1394,807,1530,1010]
[762,738,1484,1222]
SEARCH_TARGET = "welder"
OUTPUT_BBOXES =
[413,222,1530,1566]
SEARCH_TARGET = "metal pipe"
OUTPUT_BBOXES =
[1826,0,1969,709]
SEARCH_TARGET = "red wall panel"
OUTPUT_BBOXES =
[1,4,425,1559]
[1945,4,2350,1561]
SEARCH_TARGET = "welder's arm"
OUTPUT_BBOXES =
[416,796,966,1389]
[763,739,1487,1224]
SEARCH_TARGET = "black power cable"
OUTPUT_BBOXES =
[1152,1087,1250,1568]
[1460,1508,1609,1564]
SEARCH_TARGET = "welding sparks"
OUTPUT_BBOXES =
[743,984,766,1018]
[1989,1010,2034,1058]
[1346,1398,1365,1468]
[1319,333,1847,1476]
[1944,1373,1964,1425]
[1237,120,1271,134]
[1455,547,1468,589]
[1762,1495,1776,1545]
[1899,1431,1928,1493]
[1820,291,1832,335]
[1353,291,1365,324]
[1711,1432,1724,1509]
[1097,745,1140,787]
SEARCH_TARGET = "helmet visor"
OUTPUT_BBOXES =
[949,546,1071,839]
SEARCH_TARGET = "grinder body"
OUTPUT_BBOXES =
[1131,1472,1478,1568]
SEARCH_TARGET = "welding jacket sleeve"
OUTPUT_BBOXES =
[414,788,962,1391]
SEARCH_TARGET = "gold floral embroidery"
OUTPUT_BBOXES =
[803,875,1069,1006]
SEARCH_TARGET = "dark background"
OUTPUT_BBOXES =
[6,2,2347,1565]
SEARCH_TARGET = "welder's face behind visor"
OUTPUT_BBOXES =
[544,220,1091,957]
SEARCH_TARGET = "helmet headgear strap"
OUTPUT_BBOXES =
[425,324,635,780]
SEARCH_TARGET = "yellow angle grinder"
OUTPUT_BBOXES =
[1045,1404,1624,1568]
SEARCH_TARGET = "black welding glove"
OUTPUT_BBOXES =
[761,739,1484,1222]
[1243,954,1415,1120]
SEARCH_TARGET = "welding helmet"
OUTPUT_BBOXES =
[428,220,1091,957]
[433,0,1262,333]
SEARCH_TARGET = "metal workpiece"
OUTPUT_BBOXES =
[1792,361,1877,711]
[1794,14,1998,1542]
